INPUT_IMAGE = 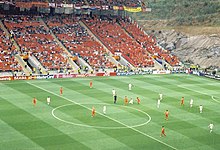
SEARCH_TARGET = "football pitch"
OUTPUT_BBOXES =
[0,74,220,150]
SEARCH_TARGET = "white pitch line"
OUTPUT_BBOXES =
[27,81,177,150]
[179,83,220,87]
[177,85,209,95]
[178,85,220,104]
[52,103,151,129]
[211,96,220,104]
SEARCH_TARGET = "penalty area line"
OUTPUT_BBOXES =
[26,81,177,150]
[178,85,220,104]
[211,96,220,104]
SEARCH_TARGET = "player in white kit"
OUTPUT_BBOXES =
[208,123,214,133]
[199,105,203,113]
[157,99,161,108]
[189,98,193,108]
[129,98,134,104]
[112,89,116,102]
[103,106,106,115]
[159,93,163,100]
[112,89,116,96]
[128,83,132,91]
[47,96,51,105]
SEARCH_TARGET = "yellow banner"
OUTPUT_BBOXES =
[113,6,119,10]
[123,6,142,12]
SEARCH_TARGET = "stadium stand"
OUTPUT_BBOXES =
[0,0,184,76]
[3,15,72,72]
[0,27,22,72]
[119,18,180,67]
[44,15,115,70]
[83,16,154,68]
[6,0,141,7]
[88,0,141,7]
[0,11,180,74]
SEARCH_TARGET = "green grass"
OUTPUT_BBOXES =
[130,0,220,26]
[0,74,220,150]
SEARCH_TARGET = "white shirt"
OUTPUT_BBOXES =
[159,93,163,99]
[157,99,161,104]
[129,99,134,104]
[47,97,51,103]
[199,105,203,110]
[190,99,193,105]
[209,123,214,129]
[129,84,132,89]
[103,106,106,111]
[112,89,116,96]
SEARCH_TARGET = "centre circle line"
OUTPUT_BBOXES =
[27,82,177,150]
[52,103,151,129]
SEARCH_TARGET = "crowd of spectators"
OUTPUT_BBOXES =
[0,28,22,72]
[49,0,85,5]
[3,15,72,71]
[0,14,181,74]
[45,15,115,70]
[119,18,180,66]
[84,16,154,68]
[88,0,141,7]
[6,0,141,7]
[7,0,84,4]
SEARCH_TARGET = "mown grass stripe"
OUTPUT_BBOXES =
[0,74,219,150]
[2,82,134,150]
[0,97,90,150]
[27,81,177,150]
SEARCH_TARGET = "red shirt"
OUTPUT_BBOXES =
[124,97,128,103]
[92,108,95,114]
[181,97,184,102]
[162,128,165,133]
[33,98,36,104]
[137,98,140,103]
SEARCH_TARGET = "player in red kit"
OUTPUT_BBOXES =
[124,96,128,105]
[33,97,37,106]
[60,87,63,96]
[91,106,96,117]
[160,126,166,137]
[165,110,169,120]
[136,97,141,104]
[89,80,93,88]
[181,97,184,106]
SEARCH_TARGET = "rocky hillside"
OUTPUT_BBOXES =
[141,24,220,68]
[156,30,220,68]
[129,0,220,68]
